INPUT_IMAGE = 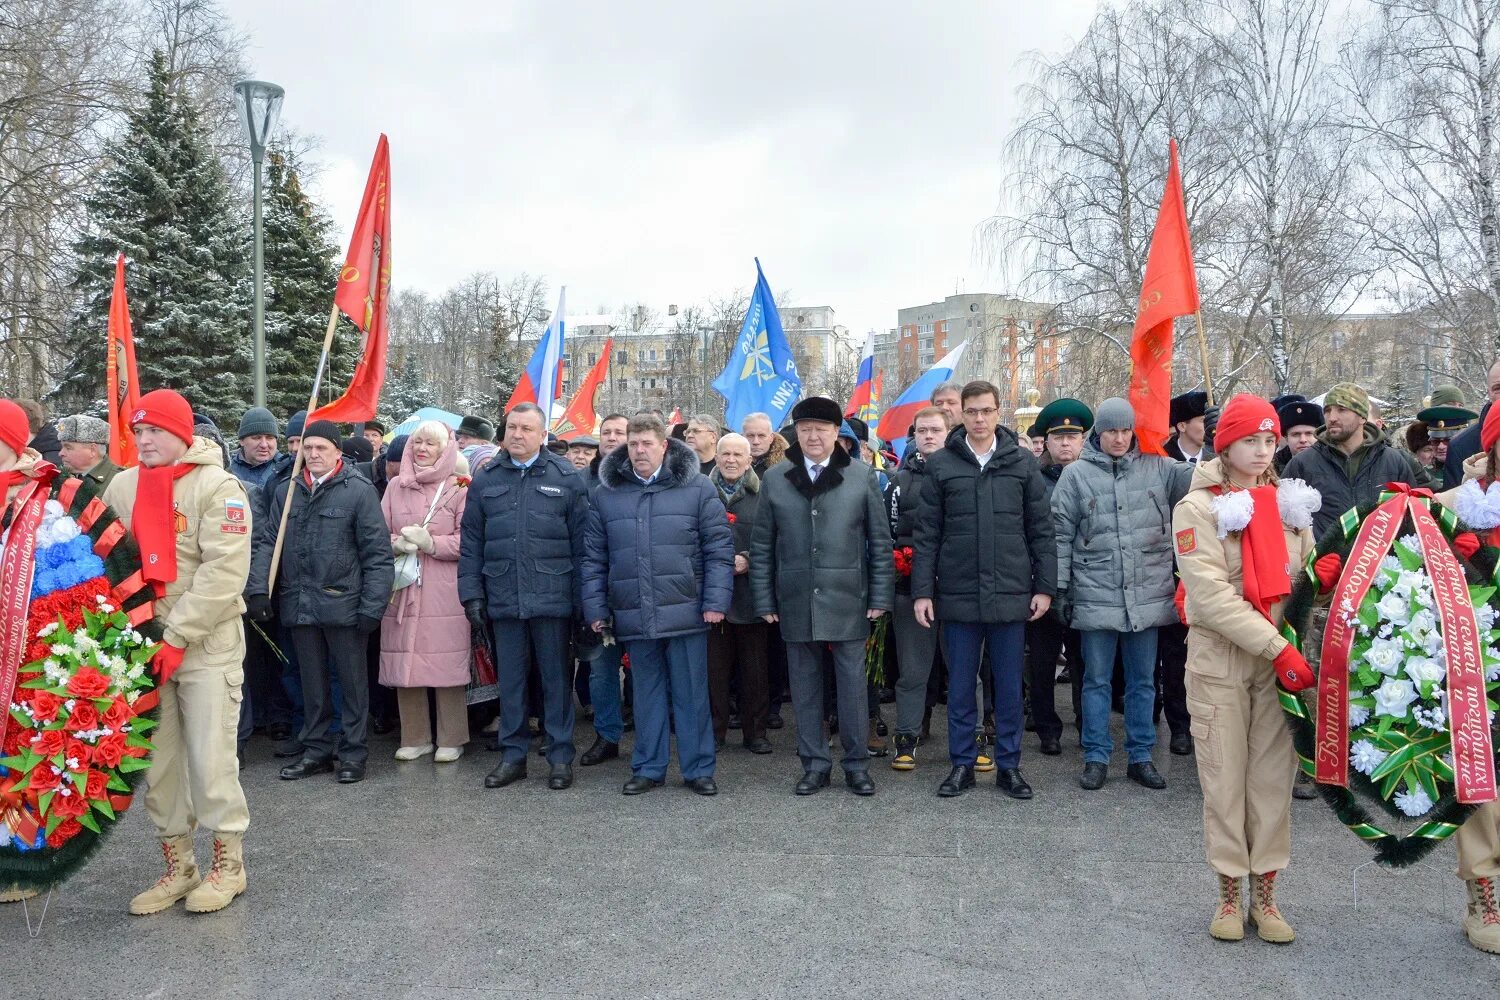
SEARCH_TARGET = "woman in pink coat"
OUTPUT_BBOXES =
[381,421,471,761]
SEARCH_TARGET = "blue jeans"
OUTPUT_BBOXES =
[1080,628,1159,765]
[626,633,715,781]
[942,621,1025,769]
[590,642,625,743]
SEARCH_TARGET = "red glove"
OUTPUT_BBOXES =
[1455,532,1481,560]
[1273,646,1314,693]
[152,643,185,685]
[1314,553,1343,592]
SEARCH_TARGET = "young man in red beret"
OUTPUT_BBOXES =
[103,389,252,915]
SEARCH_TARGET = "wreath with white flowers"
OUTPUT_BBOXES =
[1281,486,1500,867]
[0,472,159,892]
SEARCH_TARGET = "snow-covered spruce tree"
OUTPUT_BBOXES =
[262,147,358,422]
[55,50,250,425]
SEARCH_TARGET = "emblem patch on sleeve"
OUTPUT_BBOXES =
[222,498,248,533]
[1175,528,1197,555]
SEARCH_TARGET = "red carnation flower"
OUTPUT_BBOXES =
[52,788,89,819]
[93,733,126,768]
[32,728,65,758]
[28,764,61,793]
[65,702,100,733]
[45,817,83,849]
[2,726,30,757]
[102,696,131,730]
[66,668,110,700]
[84,768,108,800]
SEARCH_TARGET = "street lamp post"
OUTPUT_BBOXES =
[234,79,285,409]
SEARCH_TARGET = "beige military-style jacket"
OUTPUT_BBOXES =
[1172,458,1316,676]
[104,436,250,650]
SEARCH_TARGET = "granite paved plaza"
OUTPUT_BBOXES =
[11,703,1497,999]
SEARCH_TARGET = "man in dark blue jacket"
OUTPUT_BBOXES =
[1445,360,1500,485]
[582,414,734,796]
[460,402,589,792]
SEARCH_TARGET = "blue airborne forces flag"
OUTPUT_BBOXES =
[713,259,802,431]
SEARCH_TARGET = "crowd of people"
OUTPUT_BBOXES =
[4,360,1500,953]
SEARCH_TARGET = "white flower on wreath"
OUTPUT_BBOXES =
[1364,638,1406,677]
[1418,629,1445,659]
[1373,677,1419,718]
[1395,786,1435,818]
[1349,703,1371,727]
[1351,739,1388,775]
[1211,489,1255,538]
[1405,656,1446,687]
[1376,590,1413,627]
[1397,533,1423,556]
[1380,554,1404,577]
[1413,704,1448,732]
[1477,604,1499,632]
[1393,570,1430,600]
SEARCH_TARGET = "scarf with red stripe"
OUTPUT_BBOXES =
[134,463,195,593]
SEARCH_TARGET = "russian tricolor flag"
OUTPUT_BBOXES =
[506,287,567,417]
[844,332,877,422]
[877,339,970,461]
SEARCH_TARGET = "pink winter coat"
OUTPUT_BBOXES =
[380,437,470,688]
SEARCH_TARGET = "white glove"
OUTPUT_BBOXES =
[393,536,419,555]
[401,524,435,554]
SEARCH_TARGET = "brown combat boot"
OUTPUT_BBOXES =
[1248,871,1295,943]
[866,718,888,757]
[1210,874,1244,941]
[185,832,246,913]
[130,835,200,915]
[1464,876,1500,953]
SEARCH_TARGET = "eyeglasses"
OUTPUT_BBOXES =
[962,407,998,418]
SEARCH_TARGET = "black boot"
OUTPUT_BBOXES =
[937,765,975,797]
[580,736,620,766]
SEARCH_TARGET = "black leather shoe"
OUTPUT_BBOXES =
[336,760,366,784]
[766,713,784,730]
[997,767,1033,800]
[279,757,333,781]
[1079,762,1108,790]
[744,737,773,755]
[727,713,741,730]
[484,761,527,789]
[1293,770,1319,800]
[273,739,304,759]
[1039,736,1061,756]
[1127,761,1167,790]
[795,770,830,795]
[1169,732,1194,756]
[267,722,293,741]
[371,716,396,736]
[844,770,876,796]
[686,777,718,796]
[937,765,976,797]
[548,763,573,790]
[579,737,619,766]
[622,774,660,795]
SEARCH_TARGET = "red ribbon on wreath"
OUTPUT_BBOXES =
[0,471,52,750]
[1316,483,1496,803]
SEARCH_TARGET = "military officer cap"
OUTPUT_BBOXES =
[1416,385,1478,440]
[1031,398,1093,437]
[1169,390,1209,426]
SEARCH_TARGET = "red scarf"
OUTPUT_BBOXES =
[134,463,195,592]
[303,459,343,490]
[1239,484,1291,619]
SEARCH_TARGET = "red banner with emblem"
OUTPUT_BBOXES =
[0,475,49,749]
[105,254,140,467]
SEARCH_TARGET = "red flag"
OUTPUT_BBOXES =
[105,253,140,466]
[1129,139,1200,457]
[554,338,612,440]
[669,407,683,425]
[311,135,391,423]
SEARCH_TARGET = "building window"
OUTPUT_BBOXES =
[649,378,657,389]
[588,353,597,366]
[1332,360,1344,378]
[649,349,657,362]
[1361,359,1374,377]
[638,350,645,364]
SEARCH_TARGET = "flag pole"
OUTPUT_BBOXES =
[266,300,341,592]
[1192,311,1214,407]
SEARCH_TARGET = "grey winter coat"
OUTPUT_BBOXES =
[581,438,734,641]
[457,449,588,621]
[1052,436,1192,632]
[249,462,394,628]
[1283,424,1431,539]
[911,427,1056,624]
[750,442,896,643]
[709,465,763,625]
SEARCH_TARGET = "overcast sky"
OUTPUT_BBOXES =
[226,1,1099,337]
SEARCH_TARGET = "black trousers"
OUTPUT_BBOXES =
[493,616,575,766]
[1026,615,1084,741]
[1154,621,1192,738]
[707,621,770,743]
[291,625,370,765]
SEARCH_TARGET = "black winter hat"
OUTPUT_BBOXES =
[790,396,843,426]
[301,419,341,448]
[341,436,374,463]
